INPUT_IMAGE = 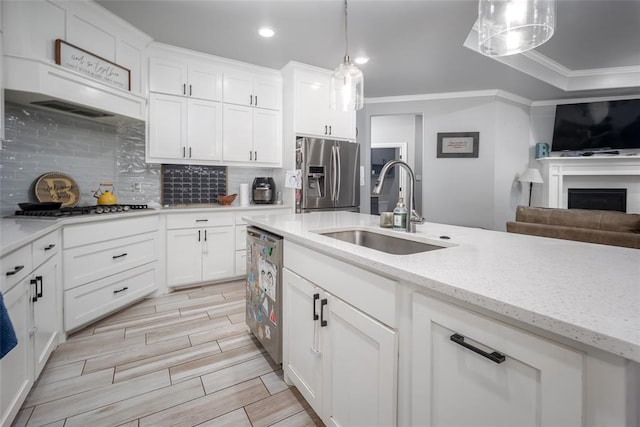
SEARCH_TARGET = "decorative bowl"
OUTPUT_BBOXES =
[217,193,237,205]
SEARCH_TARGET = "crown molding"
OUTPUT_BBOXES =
[463,27,640,92]
[365,89,532,107]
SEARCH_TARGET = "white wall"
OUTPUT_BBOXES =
[363,94,530,231]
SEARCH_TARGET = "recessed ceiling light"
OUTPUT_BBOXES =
[258,27,275,38]
[354,57,369,65]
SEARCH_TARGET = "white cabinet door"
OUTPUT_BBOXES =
[201,226,235,282]
[148,93,187,160]
[295,71,330,137]
[323,295,397,427]
[294,69,355,140]
[283,269,323,414]
[187,98,223,161]
[187,63,222,101]
[328,108,356,140]
[253,76,281,111]
[32,258,60,378]
[0,280,33,427]
[149,57,188,96]
[253,109,281,166]
[167,229,202,287]
[411,292,583,427]
[223,71,253,106]
[234,250,246,277]
[222,104,253,162]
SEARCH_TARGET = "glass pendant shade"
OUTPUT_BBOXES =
[330,0,364,111]
[330,59,364,111]
[478,0,556,57]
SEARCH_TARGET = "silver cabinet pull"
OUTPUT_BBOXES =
[44,244,56,251]
[189,147,192,158]
[183,147,186,158]
[255,95,258,106]
[250,94,253,105]
[250,151,253,161]
[254,151,257,161]
[113,287,128,294]
[183,83,186,95]
[189,84,192,96]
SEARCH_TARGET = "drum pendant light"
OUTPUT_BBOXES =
[330,0,363,111]
[478,0,556,57]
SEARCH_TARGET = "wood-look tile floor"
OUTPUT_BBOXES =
[13,280,324,427]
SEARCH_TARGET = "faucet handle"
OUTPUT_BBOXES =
[410,210,424,224]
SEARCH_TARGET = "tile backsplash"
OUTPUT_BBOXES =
[1,103,282,216]
[1,103,160,216]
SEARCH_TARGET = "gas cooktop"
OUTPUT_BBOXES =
[13,204,149,218]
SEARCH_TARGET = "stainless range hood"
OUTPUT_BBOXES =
[4,55,147,124]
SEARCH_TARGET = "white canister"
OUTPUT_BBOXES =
[239,183,250,206]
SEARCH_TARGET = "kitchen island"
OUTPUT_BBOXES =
[244,211,640,427]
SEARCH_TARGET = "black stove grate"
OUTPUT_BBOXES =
[15,204,149,217]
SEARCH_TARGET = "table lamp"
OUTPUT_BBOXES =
[518,168,544,206]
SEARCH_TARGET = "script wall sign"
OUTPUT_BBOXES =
[55,39,131,91]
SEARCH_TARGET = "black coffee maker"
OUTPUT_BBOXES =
[252,177,276,204]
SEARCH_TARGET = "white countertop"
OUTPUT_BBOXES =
[0,204,290,257]
[243,211,640,363]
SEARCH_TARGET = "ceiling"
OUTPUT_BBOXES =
[97,0,640,102]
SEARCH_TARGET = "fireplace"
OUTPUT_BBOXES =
[567,188,627,212]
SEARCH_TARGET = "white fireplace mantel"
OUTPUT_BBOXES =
[538,155,640,209]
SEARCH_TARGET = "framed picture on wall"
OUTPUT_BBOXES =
[437,132,479,158]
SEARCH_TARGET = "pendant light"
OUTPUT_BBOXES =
[478,0,556,57]
[330,0,363,111]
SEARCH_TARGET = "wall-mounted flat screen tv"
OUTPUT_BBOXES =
[551,99,640,152]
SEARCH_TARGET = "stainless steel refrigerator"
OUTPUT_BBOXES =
[295,137,360,212]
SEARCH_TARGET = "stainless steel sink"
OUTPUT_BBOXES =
[319,229,447,255]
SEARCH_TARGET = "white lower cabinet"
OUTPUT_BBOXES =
[166,224,235,287]
[1,230,61,427]
[411,292,583,427]
[283,268,397,426]
[63,216,159,331]
[32,257,61,378]
[0,278,32,427]
[166,227,234,286]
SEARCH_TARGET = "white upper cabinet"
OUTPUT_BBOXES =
[149,56,222,101]
[148,93,222,162]
[283,63,356,141]
[223,70,281,111]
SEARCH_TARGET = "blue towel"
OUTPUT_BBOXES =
[1,291,18,359]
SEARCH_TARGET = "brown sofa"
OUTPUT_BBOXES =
[506,206,640,249]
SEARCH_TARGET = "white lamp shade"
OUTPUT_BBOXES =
[478,0,555,57]
[330,61,364,111]
[518,168,544,183]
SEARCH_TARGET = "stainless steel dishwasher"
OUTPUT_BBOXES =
[245,226,283,364]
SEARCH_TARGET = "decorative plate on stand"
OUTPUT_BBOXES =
[34,172,81,207]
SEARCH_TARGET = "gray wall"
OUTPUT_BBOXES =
[361,95,531,230]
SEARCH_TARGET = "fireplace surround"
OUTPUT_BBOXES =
[539,156,640,212]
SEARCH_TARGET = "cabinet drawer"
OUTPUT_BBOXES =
[235,250,247,276]
[411,292,583,426]
[284,241,396,328]
[64,216,159,249]
[64,263,157,332]
[63,232,158,290]
[166,212,234,229]
[1,245,32,294]
[235,209,290,225]
[32,230,59,269]
[235,225,247,250]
